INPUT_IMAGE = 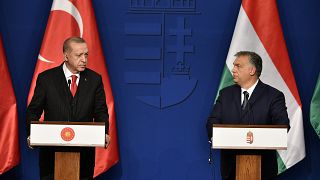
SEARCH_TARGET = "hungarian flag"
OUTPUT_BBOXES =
[217,0,305,174]
[310,74,320,138]
[27,0,119,177]
[0,35,20,174]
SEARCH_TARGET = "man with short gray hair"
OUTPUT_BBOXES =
[27,37,110,180]
[206,51,289,180]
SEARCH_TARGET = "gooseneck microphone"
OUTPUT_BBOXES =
[208,140,213,164]
[67,79,71,88]
[67,79,72,122]
[208,139,215,179]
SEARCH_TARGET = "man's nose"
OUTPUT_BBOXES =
[232,67,236,73]
[80,56,87,62]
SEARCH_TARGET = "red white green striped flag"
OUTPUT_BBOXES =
[310,74,320,138]
[218,0,305,173]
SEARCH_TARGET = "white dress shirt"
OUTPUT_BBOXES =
[241,80,259,104]
[63,63,80,89]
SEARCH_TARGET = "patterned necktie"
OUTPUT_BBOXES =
[71,75,78,97]
[242,91,249,110]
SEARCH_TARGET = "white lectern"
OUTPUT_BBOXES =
[212,124,287,180]
[30,121,105,180]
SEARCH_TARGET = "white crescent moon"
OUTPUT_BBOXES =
[39,0,84,63]
[51,0,83,37]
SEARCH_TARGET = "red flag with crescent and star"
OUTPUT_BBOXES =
[27,0,119,177]
[0,35,20,174]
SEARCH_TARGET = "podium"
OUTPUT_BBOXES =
[30,121,105,180]
[211,124,287,180]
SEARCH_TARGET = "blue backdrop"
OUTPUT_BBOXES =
[0,0,319,179]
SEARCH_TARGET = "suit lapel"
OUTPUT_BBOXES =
[74,70,89,110]
[248,80,265,107]
[54,65,73,115]
[239,80,265,122]
[232,85,242,118]
[240,80,265,116]
[56,65,73,102]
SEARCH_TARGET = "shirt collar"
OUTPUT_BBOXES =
[241,79,259,99]
[63,62,80,79]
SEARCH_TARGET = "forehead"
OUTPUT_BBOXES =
[234,55,249,65]
[69,42,88,53]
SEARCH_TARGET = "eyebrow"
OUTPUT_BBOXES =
[233,62,240,66]
[76,52,88,55]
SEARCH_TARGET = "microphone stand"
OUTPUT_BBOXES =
[67,79,71,122]
[208,140,213,164]
[208,140,215,180]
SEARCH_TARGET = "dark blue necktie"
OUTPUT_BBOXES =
[242,91,249,110]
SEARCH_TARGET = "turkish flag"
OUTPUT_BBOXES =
[27,0,119,177]
[0,35,20,174]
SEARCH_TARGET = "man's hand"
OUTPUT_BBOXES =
[105,134,111,149]
[27,136,33,149]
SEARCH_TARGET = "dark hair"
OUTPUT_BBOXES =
[63,37,86,53]
[234,51,262,77]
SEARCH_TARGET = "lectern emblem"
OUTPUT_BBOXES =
[61,127,75,141]
[246,131,253,144]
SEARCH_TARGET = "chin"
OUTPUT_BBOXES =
[78,68,86,72]
[233,78,238,83]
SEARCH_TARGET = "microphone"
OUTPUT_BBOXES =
[67,79,72,122]
[208,139,216,179]
[208,140,213,164]
[68,79,71,89]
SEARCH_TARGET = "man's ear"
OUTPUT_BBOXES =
[64,54,68,61]
[250,67,256,76]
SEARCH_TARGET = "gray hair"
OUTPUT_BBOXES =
[63,37,86,53]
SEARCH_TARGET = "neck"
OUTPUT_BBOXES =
[240,78,258,90]
[65,62,78,74]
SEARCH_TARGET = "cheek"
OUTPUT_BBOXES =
[75,59,82,65]
[69,58,76,64]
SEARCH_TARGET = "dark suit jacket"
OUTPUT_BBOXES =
[206,80,289,180]
[26,64,109,178]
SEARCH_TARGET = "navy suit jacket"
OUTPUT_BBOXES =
[26,64,109,177]
[206,80,289,179]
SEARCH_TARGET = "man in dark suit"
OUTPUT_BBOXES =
[26,37,110,180]
[206,51,289,180]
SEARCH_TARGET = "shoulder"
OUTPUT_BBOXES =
[256,81,286,103]
[215,84,240,101]
[219,84,239,95]
[82,68,102,79]
[80,68,103,84]
[37,65,62,80]
[83,68,101,76]
[259,81,283,96]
